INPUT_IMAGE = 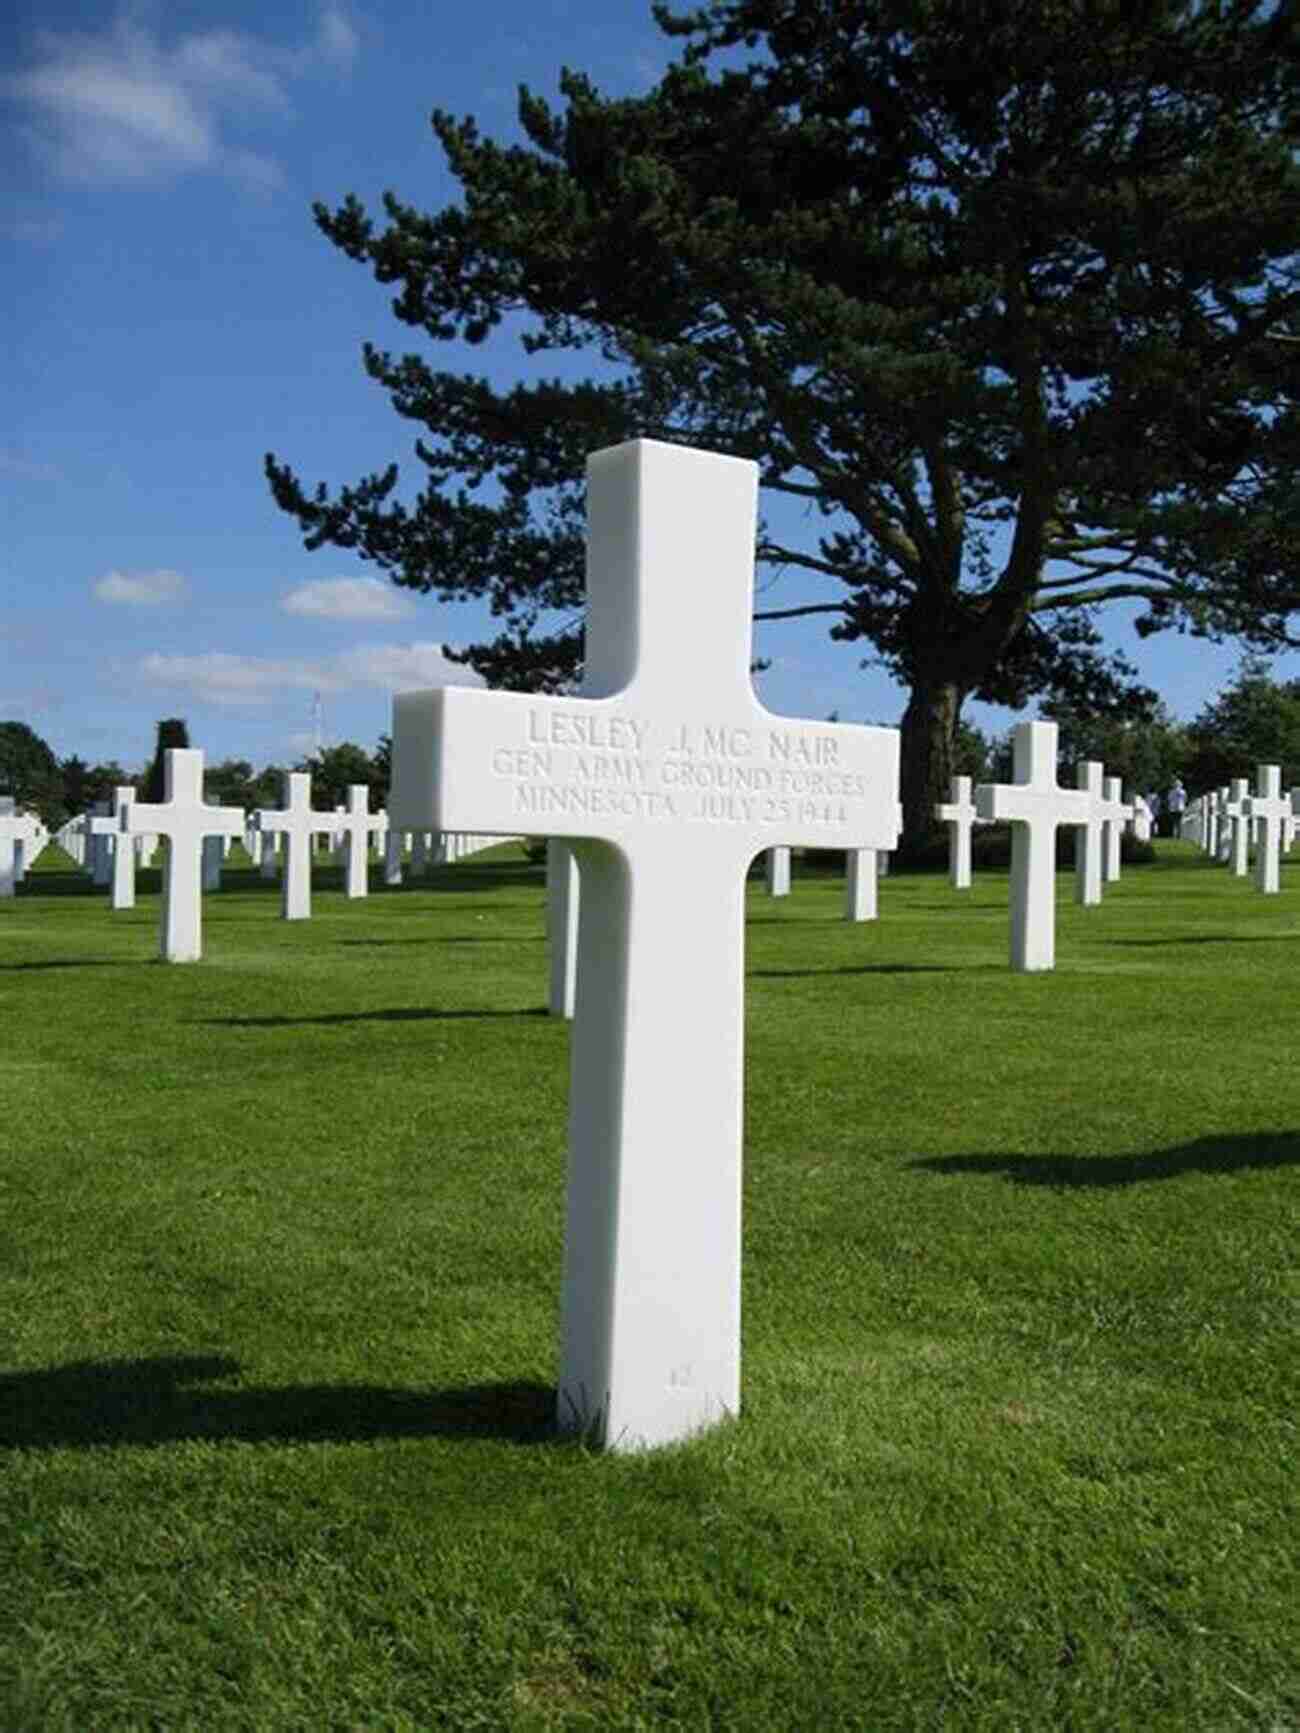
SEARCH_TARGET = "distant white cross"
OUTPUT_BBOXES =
[765,846,791,896]
[1100,776,1130,883]
[337,784,385,898]
[1246,765,1289,894]
[84,801,112,886]
[1223,779,1250,877]
[255,772,336,920]
[124,751,244,961]
[844,848,879,920]
[0,798,40,898]
[1073,761,1104,907]
[391,439,901,1450]
[90,786,138,910]
[547,840,579,1018]
[935,774,976,890]
[383,824,404,886]
[975,720,1090,971]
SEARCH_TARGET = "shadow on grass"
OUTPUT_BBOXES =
[0,958,152,973]
[338,935,544,949]
[911,1130,1300,1187]
[204,1006,549,1028]
[1102,934,1300,948]
[751,962,1003,979]
[0,1355,559,1451]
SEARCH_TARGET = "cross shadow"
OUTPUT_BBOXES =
[1103,934,1299,948]
[910,1131,1299,1188]
[0,1355,558,1452]
[750,962,1001,980]
[0,958,152,973]
[338,935,544,949]
[203,1006,549,1028]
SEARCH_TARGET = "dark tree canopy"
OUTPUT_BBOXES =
[1184,656,1300,793]
[143,719,191,806]
[0,721,63,826]
[295,741,387,812]
[266,0,1300,848]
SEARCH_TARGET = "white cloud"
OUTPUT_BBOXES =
[281,576,414,622]
[139,642,481,708]
[94,568,189,606]
[313,5,359,71]
[6,5,357,188]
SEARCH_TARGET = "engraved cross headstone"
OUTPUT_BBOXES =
[1246,764,1288,894]
[975,720,1090,972]
[123,750,244,961]
[391,439,901,1450]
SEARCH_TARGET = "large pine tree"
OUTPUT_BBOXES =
[267,0,1300,850]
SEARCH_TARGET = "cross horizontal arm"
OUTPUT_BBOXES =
[392,688,901,857]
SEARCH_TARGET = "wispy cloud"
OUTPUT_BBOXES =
[139,642,481,707]
[94,568,189,606]
[0,449,63,483]
[281,576,414,622]
[5,4,357,189]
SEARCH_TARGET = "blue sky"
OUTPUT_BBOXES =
[5,0,1296,775]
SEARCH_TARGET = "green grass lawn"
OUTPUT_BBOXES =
[1,842,1296,1730]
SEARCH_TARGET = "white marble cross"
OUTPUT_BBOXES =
[1100,775,1130,883]
[338,784,385,898]
[90,786,138,910]
[1223,779,1250,877]
[975,720,1090,971]
[391,439,901,1450]
[935,775,976,889]
[259,830,280,880]
[383,824,405,886]
[202,832,224,893]
[84,801,113,886]
[844,848,879,921]
[255,772,336,920]
[1246,765,1288,894]
[123,750,244,961]
[0,798,40,898]
[765,846,791,897]
[547,840,579,1018]
[1073,761,1104,907]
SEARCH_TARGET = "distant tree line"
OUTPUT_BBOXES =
[4,662,1298,831]
[0,718,392,829]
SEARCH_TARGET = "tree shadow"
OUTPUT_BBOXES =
[203,1006,549,1028]
[910,1131,1300,1188]
[0,1355,559,1452]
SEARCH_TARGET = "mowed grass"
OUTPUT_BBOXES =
[1,841,1296,1730]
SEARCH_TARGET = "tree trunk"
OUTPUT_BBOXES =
[898,680,962,860]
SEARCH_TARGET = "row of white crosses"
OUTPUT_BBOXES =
[935,749,1133,925]
[0,797,47,897]
[1184,770,1297,892]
